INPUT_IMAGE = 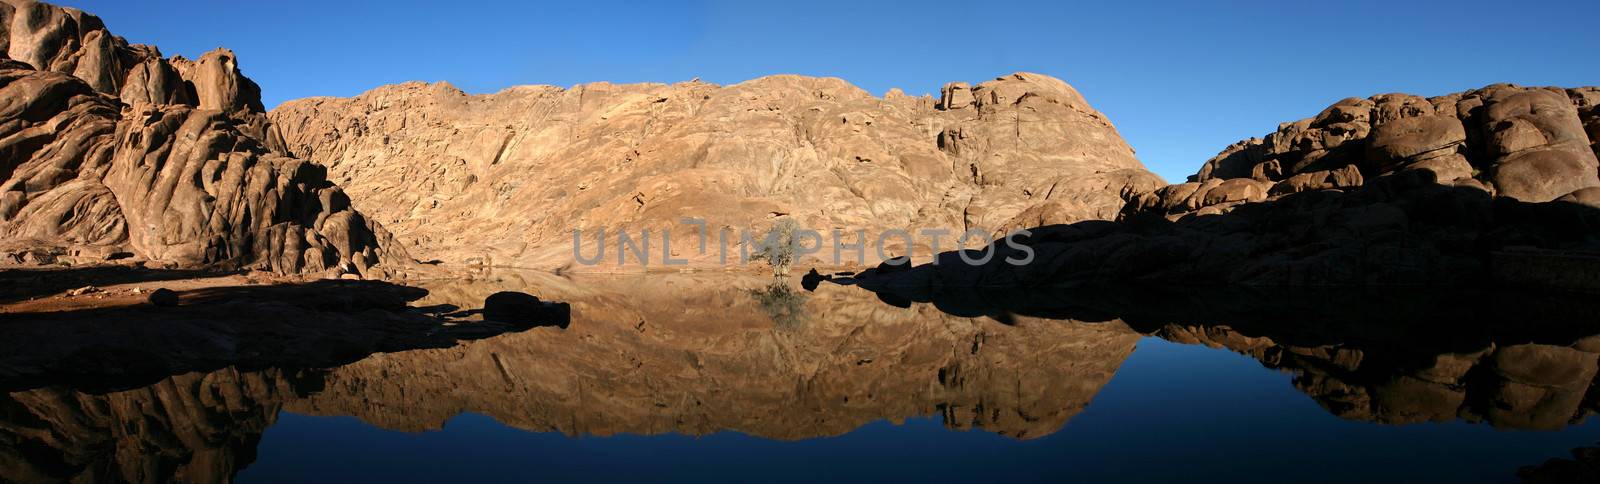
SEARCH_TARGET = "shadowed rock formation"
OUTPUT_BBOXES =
[269,73,1163,269]
[0,267,533,392]
[853,84,1600,288]
[0,0,404,275]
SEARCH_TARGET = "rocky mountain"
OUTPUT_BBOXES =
[861,83,1600,289]
[0,0,404,276]
[269,73,1163,270]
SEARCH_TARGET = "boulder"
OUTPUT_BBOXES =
[1270,165,1364,195]
[1402,154,1474,182]
[1200,178,1270,207]
[147,288,178,307]
[1556,187,1600,209]
[1490,149,1600,202]
[482,291,570,327]
[1365,115,1465,169]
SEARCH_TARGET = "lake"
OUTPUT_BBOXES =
[4,271,1598,483]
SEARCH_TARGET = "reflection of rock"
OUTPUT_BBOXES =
[0,270,524,392]
[0,369,302,483]
[8,274,1600,481]
[1165,328,1599,431]
[1519,441,1600,483]
[283,272,1139,440]
[0,272,1142,481]
[853,282,1600,431]
[481,291,570,327]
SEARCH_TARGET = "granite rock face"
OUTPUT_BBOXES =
[865,84,1600,288]
[1187,84,1598,204]
[0,0,402,274]
[270,73,1163,269]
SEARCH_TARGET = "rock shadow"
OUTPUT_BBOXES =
[0,275,550,392]
[0,265,228,303]
[851,169,1600,290]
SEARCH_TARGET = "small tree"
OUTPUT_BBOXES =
[753,217,800,277]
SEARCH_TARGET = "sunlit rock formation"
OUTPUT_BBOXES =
[0,0,404,275]
[269,73,1163,269]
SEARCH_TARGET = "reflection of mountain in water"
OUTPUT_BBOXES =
[6,271,1600,482]
[1159,324,1598,430]
[0,271,1137,482]
[856,282,1600,431]
[0,369,309,483]
[291,272,1139,439]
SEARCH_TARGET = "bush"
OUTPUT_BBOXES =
[753,217,801,277]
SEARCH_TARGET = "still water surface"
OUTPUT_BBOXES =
[5,272,1598,482]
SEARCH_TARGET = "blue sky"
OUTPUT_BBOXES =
[59,0,1599,182]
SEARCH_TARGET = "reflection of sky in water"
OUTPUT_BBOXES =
[241,338,1600,483]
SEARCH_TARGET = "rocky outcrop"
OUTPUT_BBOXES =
[1182,84,1598,206]
[861,84,1600,288]
[269,73,1163,269]
[0,0,400,274]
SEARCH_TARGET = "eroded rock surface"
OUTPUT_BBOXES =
[269,73,1163,269]
[0,0,401,274]
[863,84,1600,288]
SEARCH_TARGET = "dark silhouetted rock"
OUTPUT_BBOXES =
[147,288,178,307]
[801,268,827,291]
[1519,443,1600,484]
[482,291,570,327]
